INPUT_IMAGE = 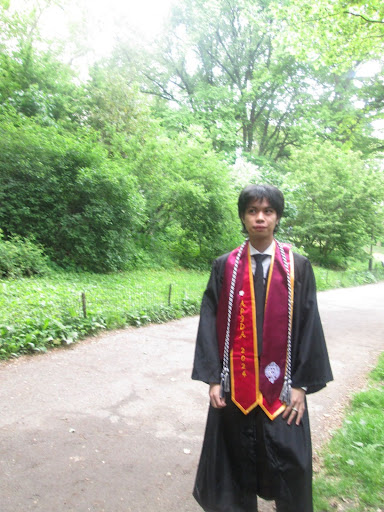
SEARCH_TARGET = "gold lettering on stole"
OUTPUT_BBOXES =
[239,300,247,377]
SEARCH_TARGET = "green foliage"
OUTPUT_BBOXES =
[283,142,384,263]
[121,124,241,268]
[0,230,50,278]
[314,265,384,291]
[84,58,242,268]
[137,0,330,159]
[1,0,384,275]
[0,262,382,360]
[0,113,145,272]
[85,60,153,149]
[0,90,239,273]
[0,3,84,128]
[370,353,384,382]
[272,0,384,69]
[122,0,382,164]
[314,353,384,511]
[0,268,208,359]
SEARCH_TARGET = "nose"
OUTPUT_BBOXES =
[255,211,265,222]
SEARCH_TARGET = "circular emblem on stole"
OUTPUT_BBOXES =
[265,362,281,384]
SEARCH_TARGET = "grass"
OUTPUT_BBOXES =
[314,259,384,291]
[0,255,383,360]
[0,268,209,359]
[313,352,384,511]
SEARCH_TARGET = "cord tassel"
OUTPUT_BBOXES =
[220,367,230,398]
[277,241,293,409]
[279,377,292,405]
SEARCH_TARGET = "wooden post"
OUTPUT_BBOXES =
[168,284,172,306]
[81,292,87,318]
[369,242,373,271]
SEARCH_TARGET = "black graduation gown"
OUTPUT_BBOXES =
[192,251,333,512]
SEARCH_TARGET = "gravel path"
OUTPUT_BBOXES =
[0,282,383,512]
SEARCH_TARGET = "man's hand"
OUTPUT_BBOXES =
[282,387,306,425]
[209,383,227,408]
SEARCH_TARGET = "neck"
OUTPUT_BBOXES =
[249,238,274,253]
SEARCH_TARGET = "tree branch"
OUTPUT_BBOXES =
[345,12,384,24]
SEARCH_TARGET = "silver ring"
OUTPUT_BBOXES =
[292,407,298,412]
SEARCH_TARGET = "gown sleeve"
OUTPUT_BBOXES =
[290,254,333,394]
[191,255,228,384]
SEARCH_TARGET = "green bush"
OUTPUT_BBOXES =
[0,232,50,278]
[306,246,348,269]
[0,114,145,272]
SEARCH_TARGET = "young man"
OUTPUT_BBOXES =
[192,184,333,512]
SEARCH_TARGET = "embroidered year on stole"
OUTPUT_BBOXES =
[216,240,294,420]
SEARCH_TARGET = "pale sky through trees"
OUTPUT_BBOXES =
[11,0,174,57]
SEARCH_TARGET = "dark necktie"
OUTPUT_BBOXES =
[253,254,267,355]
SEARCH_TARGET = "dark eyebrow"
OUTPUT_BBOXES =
[247,205,275,211]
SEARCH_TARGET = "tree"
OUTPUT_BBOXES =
[271,0,384,69]
[135,0,331,159]
[267,0,384,160]
[298,68,384,156]
[283,141,384,265]
[122,0,381,164]
[84,59,153,152]
[121,123,241,268]
[0,0,87,129]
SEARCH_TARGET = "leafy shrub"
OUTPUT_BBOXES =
[0,315,107,359]
[0,232,50,278]
[306,246,348,269]
[284,142,384,265]
[0,115,145,272]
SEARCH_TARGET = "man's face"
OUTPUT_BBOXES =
[241,198,279,249]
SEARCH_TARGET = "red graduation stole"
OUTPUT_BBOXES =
[217,240,294,419]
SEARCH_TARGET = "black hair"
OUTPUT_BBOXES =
[238,184,284,233]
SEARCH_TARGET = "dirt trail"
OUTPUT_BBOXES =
[0,282,383,512]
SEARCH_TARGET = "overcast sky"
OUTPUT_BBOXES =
[12,0,174,57]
